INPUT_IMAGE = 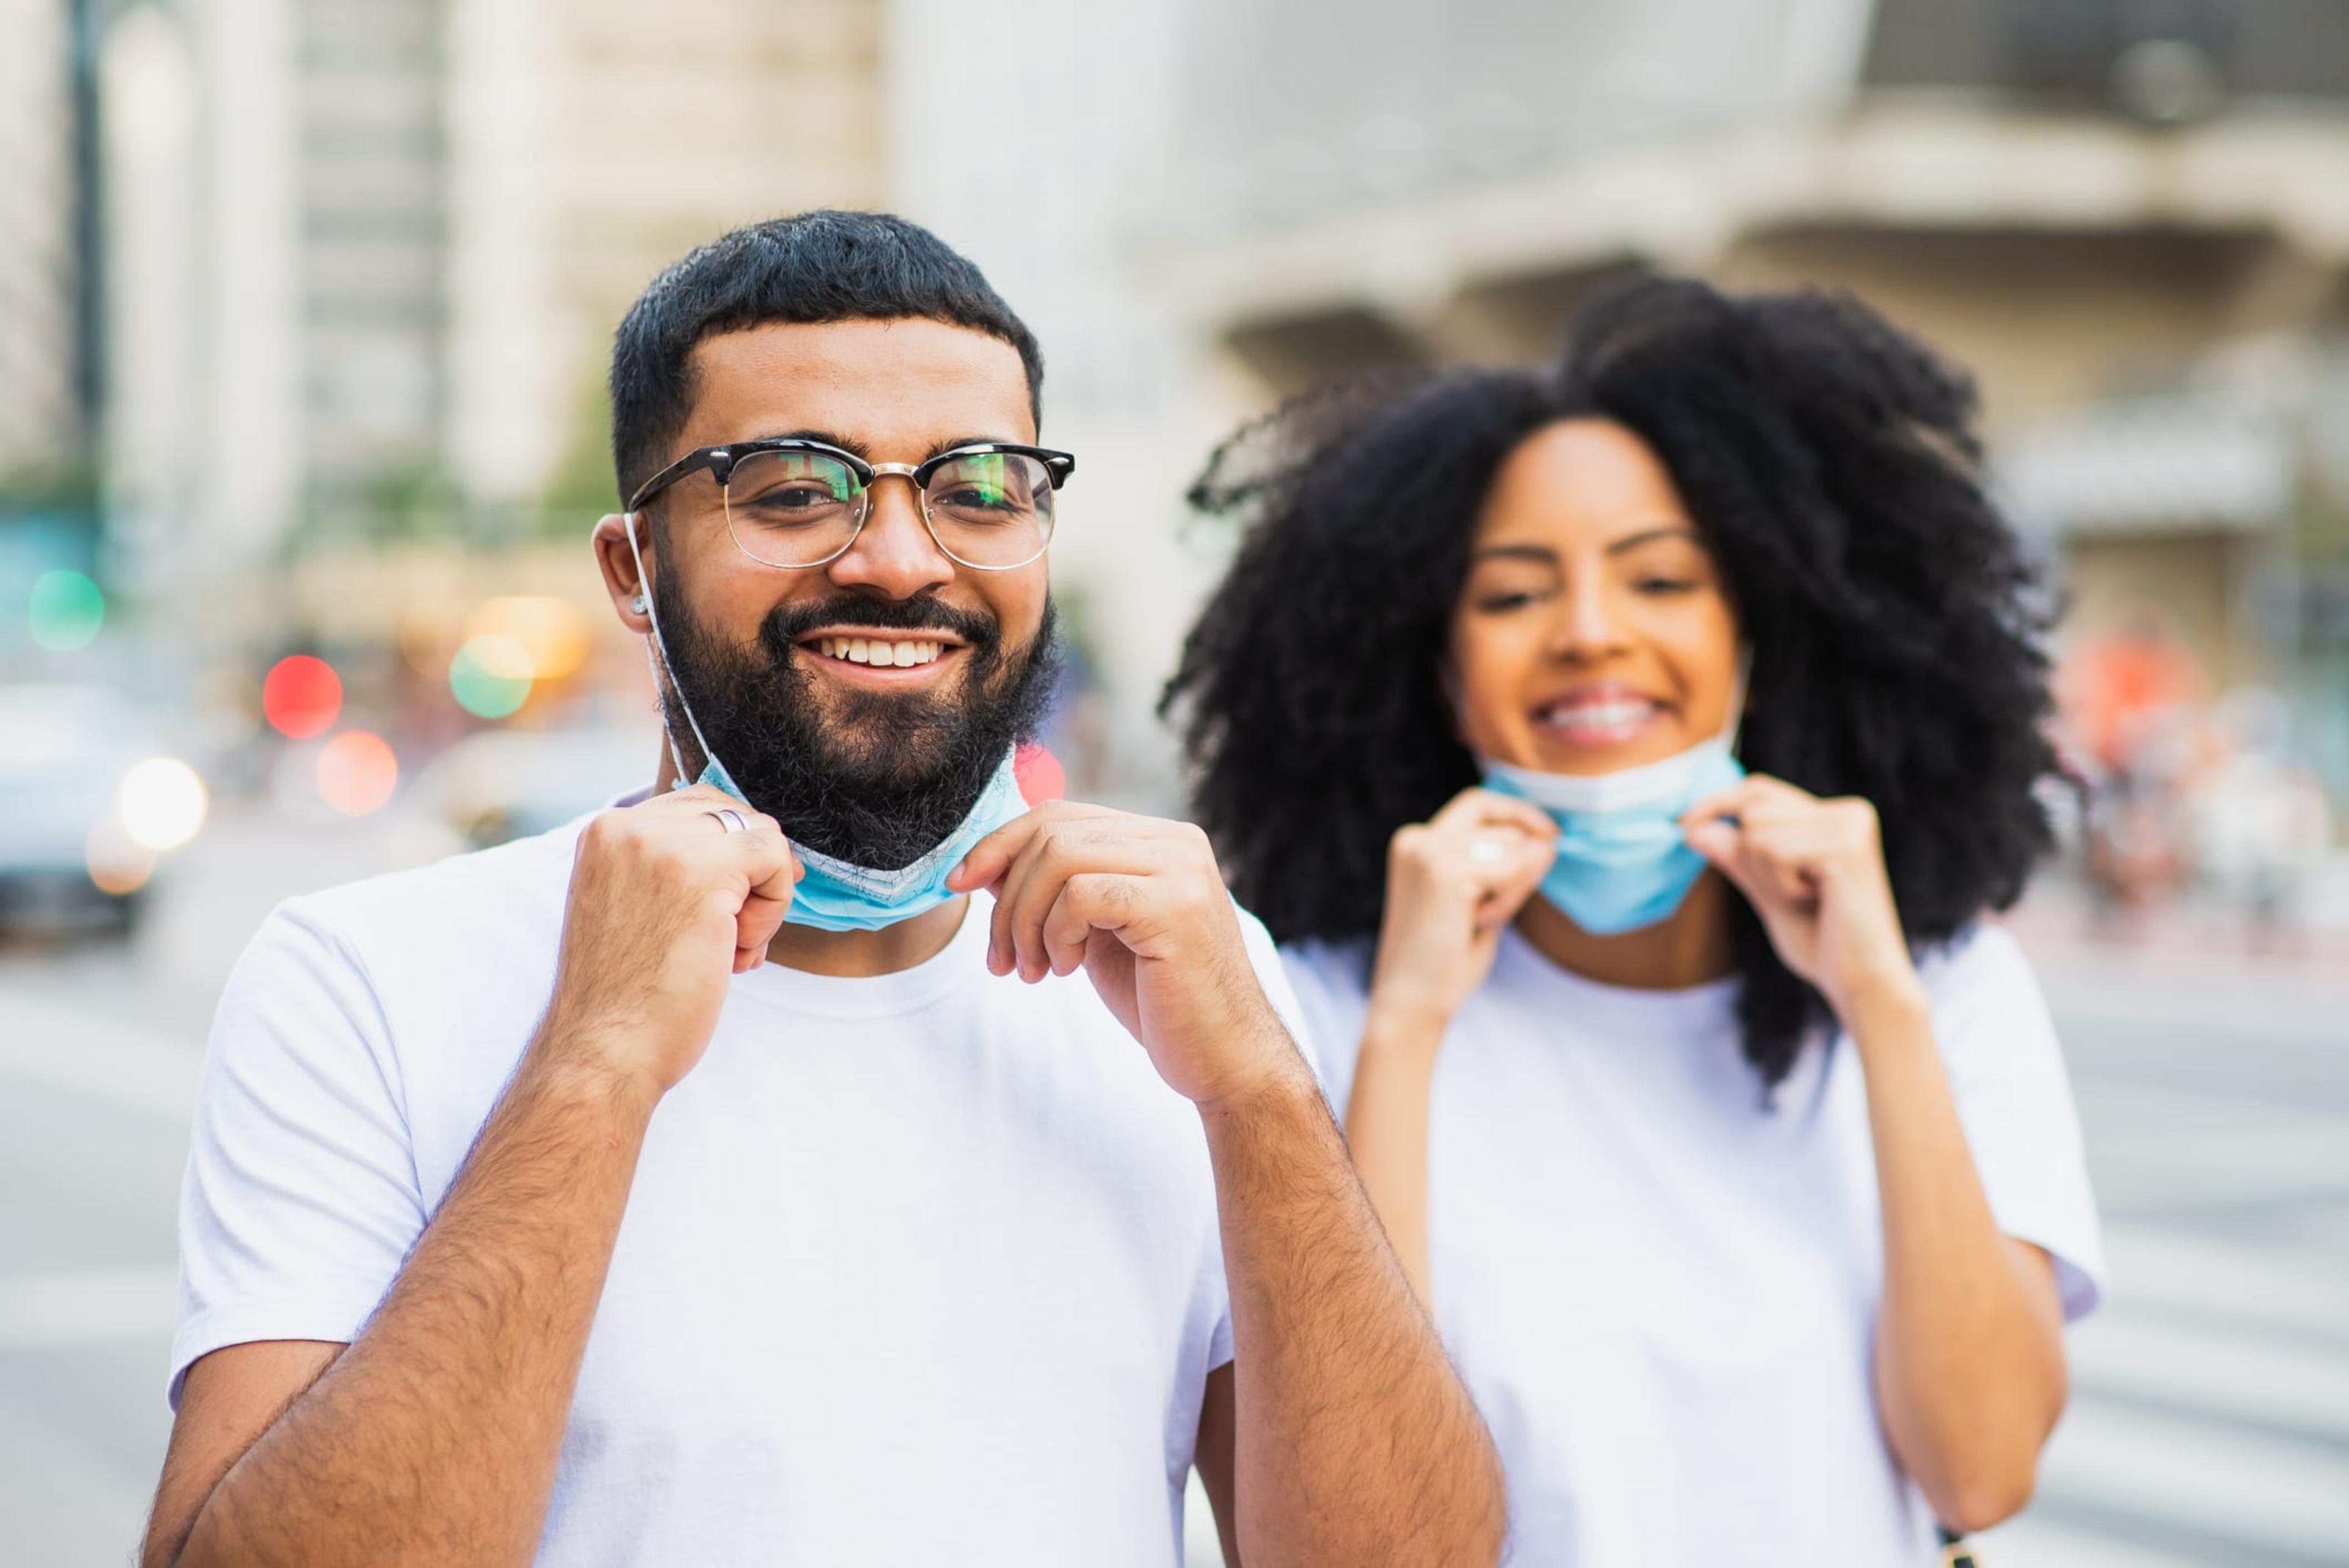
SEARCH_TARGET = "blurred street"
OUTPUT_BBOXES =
[1,821,2343,1568]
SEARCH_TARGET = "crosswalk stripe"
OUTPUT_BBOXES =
[0,1267,180,1351]
[2068,1314,2349,1444]
[0,987,201,1120]
[2038,1390,2349,1557]
[2102,1226,2349,1345]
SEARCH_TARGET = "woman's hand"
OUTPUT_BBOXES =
[1682,774,1924,1024]
[1368,788,1559,1030]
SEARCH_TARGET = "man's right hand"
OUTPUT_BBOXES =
[537,785,801,1098]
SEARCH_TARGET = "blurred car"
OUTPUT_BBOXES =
[409,725,656,848]
[0,683,185,935]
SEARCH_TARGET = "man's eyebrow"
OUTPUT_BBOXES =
[749,429,871,460]
[923,435,1025,462]
[739,432,1025,464]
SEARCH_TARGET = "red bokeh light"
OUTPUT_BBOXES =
[263,655,343,738]
[317,730,398,815]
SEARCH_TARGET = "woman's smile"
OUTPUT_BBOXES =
[1532,682,1676,753]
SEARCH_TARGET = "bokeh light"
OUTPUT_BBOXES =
[84,818,157,897]
[317,730,399,814]
[449,632,534,719]
[467,596,590,683]
[119,756,210,849]
[28,569,105,651]
[263,654,343,737]
[1015,742,1066,804]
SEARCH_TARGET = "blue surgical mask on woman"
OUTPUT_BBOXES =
[1478,666,1748,936]
[623,512,1026,933]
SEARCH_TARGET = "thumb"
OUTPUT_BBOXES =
[1683,818,1765,908]
[1683,815,1740,868]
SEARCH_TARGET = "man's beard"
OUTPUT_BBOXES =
[653,571,1059,870]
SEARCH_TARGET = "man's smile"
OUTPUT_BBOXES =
[797,629,968,681]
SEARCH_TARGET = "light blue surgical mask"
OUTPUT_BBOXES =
[1477,670,1748,936]
[623,511,1023,932]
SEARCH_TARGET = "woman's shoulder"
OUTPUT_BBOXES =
[1277,936,1375,999]
[1275,937,1377,1105]
[1913,921,2047,1021]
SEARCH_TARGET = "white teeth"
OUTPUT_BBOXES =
[814,635,949,667]
[1551,700,1651,729]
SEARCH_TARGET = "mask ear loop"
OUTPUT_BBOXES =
[622,509,725,793]
[1722,646,1753,760]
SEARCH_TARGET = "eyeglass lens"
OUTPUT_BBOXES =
[722,448,1056,569]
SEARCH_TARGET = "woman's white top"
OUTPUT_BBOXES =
[1281,923,2105,1567]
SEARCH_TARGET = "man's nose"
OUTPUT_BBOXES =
[827,476,955,598]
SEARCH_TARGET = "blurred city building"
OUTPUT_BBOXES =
[4,0,2347,822]
[0,0,97,569]
[1141,0,2349,804]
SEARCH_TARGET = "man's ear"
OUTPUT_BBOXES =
[592,512,655,634]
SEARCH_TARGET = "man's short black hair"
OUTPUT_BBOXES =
[609,210,1045,504]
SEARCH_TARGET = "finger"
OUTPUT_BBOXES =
[1433,787,1558,842]
[1040,872,1150,972]
[1472,791,1564,842]
[1473,837,1556,930]
[733,888,790,968]
[1682,778,1761,832]
[1040,873,1135,975]
[949,799,1116,895]
[1685,818,1765,907]
[1001,824,1170,982]
[1734,834,1820,908]
[1737,772,1816,806]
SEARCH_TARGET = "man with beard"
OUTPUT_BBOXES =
[144,212,1505,1568]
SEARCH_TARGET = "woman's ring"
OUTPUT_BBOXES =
[1467,837,1505,865]
[706,807,748,835]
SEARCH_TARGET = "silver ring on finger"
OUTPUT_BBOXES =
[705,807,748,835]
[1467,837,1505,865]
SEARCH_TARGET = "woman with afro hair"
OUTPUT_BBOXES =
[1167,276,2106,1564]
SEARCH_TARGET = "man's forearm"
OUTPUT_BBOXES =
[168,1048,652,1568]
[1204,1047,1506,1567]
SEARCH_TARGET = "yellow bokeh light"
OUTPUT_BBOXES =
[119,756,209,850]
[467,596,591,683]
[86,818,157,895]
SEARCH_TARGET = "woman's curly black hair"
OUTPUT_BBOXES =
[1163,275,2062,1085]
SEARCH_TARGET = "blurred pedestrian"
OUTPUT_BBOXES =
[2189,686,2332,948]
[1168,277,2106,1565]
[144,213,1502,1568]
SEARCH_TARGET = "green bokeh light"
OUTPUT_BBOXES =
[449,634,533,719]
[28,570,104,652]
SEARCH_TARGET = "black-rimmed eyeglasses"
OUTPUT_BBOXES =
[625,437,1075,572]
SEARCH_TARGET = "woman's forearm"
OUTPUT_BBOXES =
[1343,1001,1448,1303]
[1847,982,2068,1533]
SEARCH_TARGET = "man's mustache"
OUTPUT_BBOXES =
[759,594,1001,661]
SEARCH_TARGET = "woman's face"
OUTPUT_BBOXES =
[1450,418,1742,776]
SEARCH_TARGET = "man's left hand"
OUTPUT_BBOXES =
[948,802,1301,1110]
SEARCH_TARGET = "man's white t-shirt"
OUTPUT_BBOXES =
[1281,923,2105,1568]
[174,805,1312,1567]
